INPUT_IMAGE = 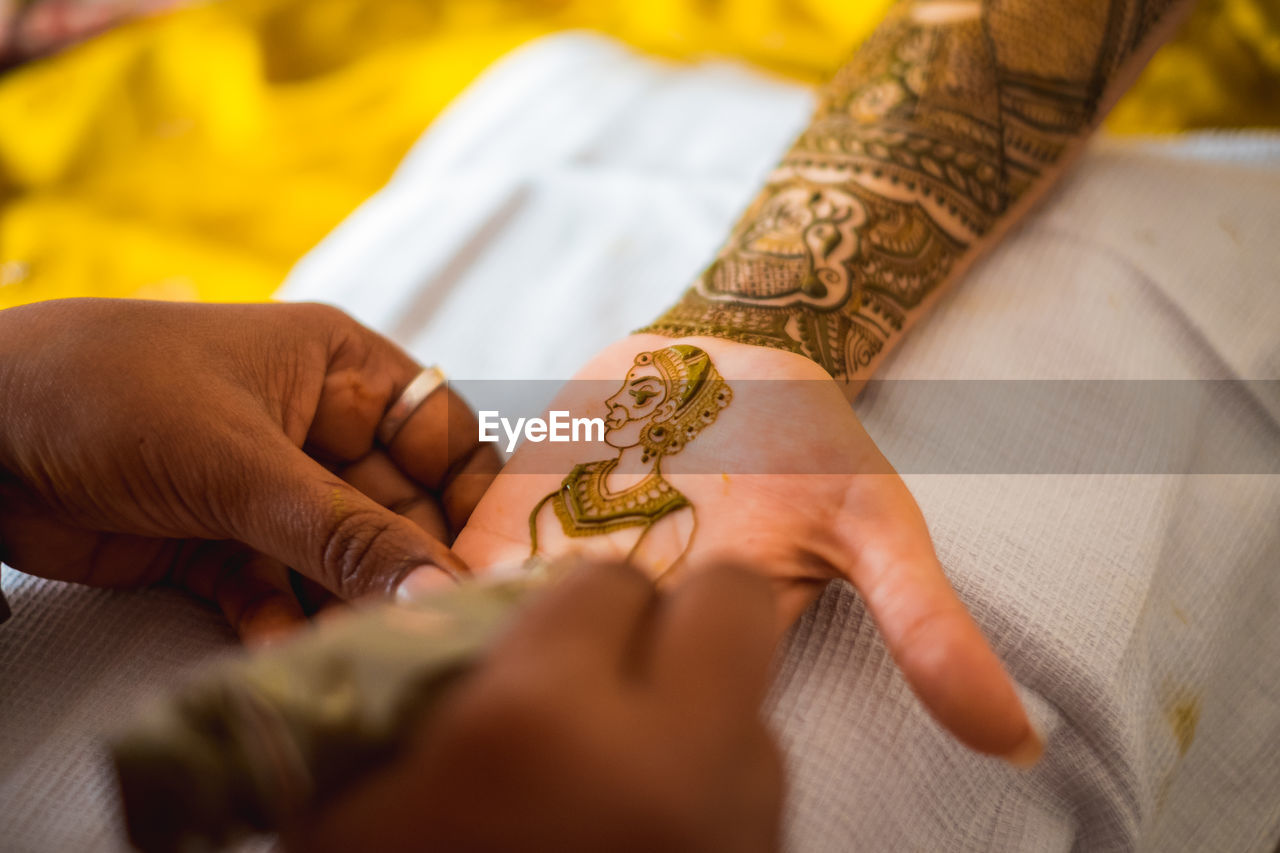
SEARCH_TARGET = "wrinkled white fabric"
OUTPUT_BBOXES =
[3,32,1278,852]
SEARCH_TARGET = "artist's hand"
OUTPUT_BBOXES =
[0,298,500,642]
[454,333,1040,765]
[283,559,784,853]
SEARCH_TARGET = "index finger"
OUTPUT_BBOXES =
[648,562,779,719]
[486,559,655,684]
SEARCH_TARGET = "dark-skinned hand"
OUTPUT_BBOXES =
[282,559,785,853]
[0,298,500,642]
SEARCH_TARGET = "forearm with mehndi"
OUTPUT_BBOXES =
[640,0,1189,382]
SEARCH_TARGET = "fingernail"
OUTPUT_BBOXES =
[395,565,460,603]
[1003,725,1045,769]
[245,629,292,651]
[242,619,301,650]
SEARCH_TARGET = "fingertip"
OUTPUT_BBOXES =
[1002,724,1045,769]
[844,530,1035,762]
[896,613,1036,761]
[394,564,461,603]
[239,595,308,648]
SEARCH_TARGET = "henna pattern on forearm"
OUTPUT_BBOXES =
[641,0,1188,380]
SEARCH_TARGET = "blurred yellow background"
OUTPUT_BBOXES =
[1,0,1276,310]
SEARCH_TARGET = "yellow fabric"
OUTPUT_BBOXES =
[0,0,1275,310]
[1109,0,1280,133]
[0,0,556,307]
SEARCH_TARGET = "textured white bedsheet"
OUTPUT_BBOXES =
[3,32,1279,852]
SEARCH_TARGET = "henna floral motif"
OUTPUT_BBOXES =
[642,0,1188,380]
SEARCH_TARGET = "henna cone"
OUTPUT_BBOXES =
[112,568,545,853]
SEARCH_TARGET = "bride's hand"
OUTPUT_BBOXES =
[452,334,1041,766]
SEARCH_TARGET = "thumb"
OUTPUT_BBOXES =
[225,434,466,601]
[838,485,1041,766]
[857,542,1040,765]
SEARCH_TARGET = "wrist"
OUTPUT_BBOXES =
[634,323,870,399]
[555,332,863,482]
[592,333,834,386]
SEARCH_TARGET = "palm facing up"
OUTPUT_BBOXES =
[454,333,1039,764]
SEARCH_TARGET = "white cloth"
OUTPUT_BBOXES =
[3,32,1278,852]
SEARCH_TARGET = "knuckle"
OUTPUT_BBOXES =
[893,598,971,676]
[292,303,379,369]
[319,507,403,597]
[294,301,352,329]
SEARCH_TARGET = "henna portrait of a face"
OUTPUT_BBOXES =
[528,345,732,565]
